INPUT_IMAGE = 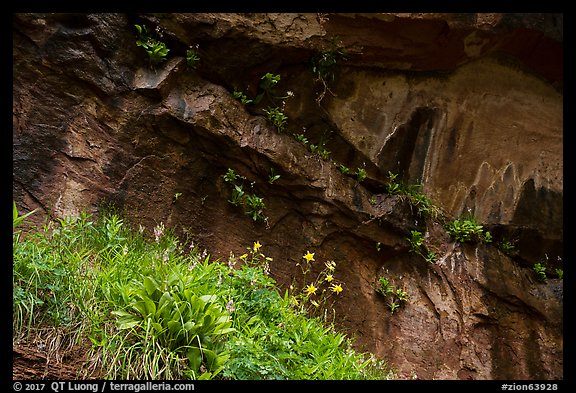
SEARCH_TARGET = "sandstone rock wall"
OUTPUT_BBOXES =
[13,13,562,380]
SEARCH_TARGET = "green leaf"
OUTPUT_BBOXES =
[151,321,164,333]
[198,372,213,380]
[143,276,159,297]
[131,301,147,317]
[111,310,141,330]
[187,347,202,371]
[111,310,133,318]
[183,321,195,331]
[203,313,213,328]
[199,294,216,304]
[167,320,181,335]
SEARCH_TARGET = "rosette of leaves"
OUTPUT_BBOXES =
[135,24,170,67]
[111,272,234,379]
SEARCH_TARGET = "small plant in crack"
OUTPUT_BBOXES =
[134,24,170,68]
[268,168,281,184]
[445,213,492,244]
[263,107,288,132]
[172,192,183,203]
[337,163,351,175]
[310,45,347,104]
[254,73,294,106]
[406,230,424,253]
[533,262,547,282]
[424,250,437,264]
[376,275,408,315]
[309,141,331,160]
[293,132,309,145]
[233,72,294,132]
[555,268,563,279]
[376,276,393,297]
[355,167,367,183]
[232,89,254,106]
[497,239,516,256]
[186,45,200,69]
[223,168,267,222]
[244,194,266,222]
[309,130,333,161]
[385,171,401,195]
[405,230,437,264]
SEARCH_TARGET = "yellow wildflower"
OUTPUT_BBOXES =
[253,241,262,251]
[325,260,336,271]
[303,251,315,263]
[325,274,334,282]
[331,283,343,294]
[305,283,317,296]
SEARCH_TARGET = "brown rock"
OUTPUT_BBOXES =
[13,13,562,380]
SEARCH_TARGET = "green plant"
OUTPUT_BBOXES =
[293,133,309,145]
[223,168,241,183]
[424,250,437,264]
[445,214,491,244]
[376,276,393,296]
[223,168,266,222]
[497,239,516,256]
[394,288,409,303]
[533,262,547,282]
[259,72,281,94]
[254,73,293,105]
[244,194,266,222]
[13,201,38,228]
[384,173,440,220]
[14,210,396,380]
[229,184,245,206]
[310,47,346,104]
[403,186,439,220]
[306,130,331,160]
[268,168,281,184]
[311,50,340,83]
[338,164,350,175]
[173,192,183,203]
[232,89,253,106]
[309,142,331,160]
[186,47,200,69]
[555,268,563,279]
[355,168,367,183]
[385,171,401,195]
[388,300,400,314]
[263,107,288,132]
[111,273,234,379]
[406,230,424,253]
[405,229,436,263]
[135,24,170,67]
[376,275,409,315]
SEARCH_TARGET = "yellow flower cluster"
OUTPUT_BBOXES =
[300,253,344,298]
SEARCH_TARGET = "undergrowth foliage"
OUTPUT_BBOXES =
[13,207,395,380]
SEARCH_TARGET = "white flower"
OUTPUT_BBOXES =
[153,222,165,242]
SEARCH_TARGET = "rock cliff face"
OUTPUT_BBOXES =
[13,13,563,379]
